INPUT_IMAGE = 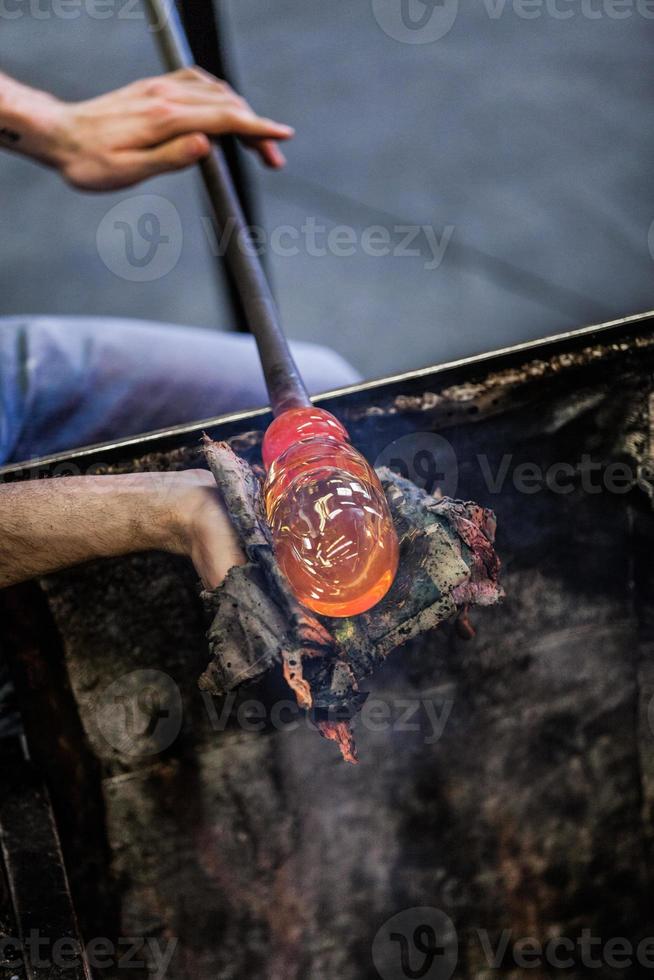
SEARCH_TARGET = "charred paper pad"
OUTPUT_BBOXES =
[200,438,502,762]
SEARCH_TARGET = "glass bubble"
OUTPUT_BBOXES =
[262,410,399,618]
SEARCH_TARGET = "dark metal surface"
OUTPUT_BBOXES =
[0,584,118,951]
[0,740,27,980]
[145,0,310,415]
[0,740,91,980]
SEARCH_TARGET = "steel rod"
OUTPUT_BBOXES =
[178,0,262,332]
[145,0,311,416]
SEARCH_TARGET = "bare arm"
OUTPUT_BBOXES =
[0,67,294,190]
[0,470,245,590]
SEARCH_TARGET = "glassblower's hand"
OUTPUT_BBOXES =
[0,470,246,591]
[0,67,294,190]
[166,469,246,590]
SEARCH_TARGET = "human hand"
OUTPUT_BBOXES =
[164,468,246,590]
[0,469,245,591]
[1,68,293,190]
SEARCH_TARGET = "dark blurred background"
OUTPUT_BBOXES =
[0,0,652,379]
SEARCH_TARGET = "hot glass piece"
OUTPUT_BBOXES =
[262,407,399,617]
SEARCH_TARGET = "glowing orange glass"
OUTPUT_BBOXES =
[262,407,399,617]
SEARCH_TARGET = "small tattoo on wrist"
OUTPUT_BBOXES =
[0,127,20,144]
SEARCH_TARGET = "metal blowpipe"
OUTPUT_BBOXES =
[146,0,398,616]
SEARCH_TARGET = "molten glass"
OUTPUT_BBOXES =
[262,407,399,617]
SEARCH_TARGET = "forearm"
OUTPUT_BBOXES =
[0,474,177,588]
[0,471,244,590]
[0,71,65,168]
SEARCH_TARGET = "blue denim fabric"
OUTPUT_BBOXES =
[0,316,361,465]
